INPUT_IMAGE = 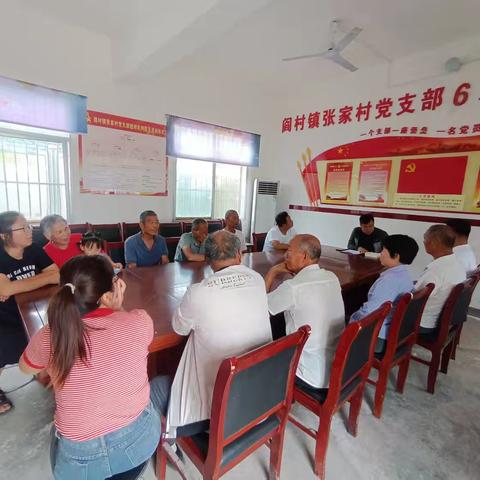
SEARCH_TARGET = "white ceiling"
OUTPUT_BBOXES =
[18,0,480,90]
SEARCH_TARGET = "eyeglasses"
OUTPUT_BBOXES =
[11,224,33,234]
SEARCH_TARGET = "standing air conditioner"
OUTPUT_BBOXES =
[250,179,279,236]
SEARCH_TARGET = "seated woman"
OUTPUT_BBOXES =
[40,214,82,268]
[349,234,419,353]
[79,231,123,272]
[0,211,59,415]
[19,255,160,479]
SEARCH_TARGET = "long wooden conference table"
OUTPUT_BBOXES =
[16,247,384,358]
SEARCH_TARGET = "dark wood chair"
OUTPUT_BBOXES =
[367,284,434,418]
[451,266,480,360]
[252,232,267,252]
[156,326,311,480]
[288,302,391,480]
[207,220,224,233]
[90,223,123,242]
[181,221,192,233]
[105,241,125,266]
[166,237,180,262]
[107,460,149,480]
[159,222,182,238]
[412,277,477,394]
[122,222,141,241]
[32,225,48,247]
[69,223,89,234]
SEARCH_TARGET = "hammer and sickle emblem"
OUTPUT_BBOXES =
[405,162,416,173]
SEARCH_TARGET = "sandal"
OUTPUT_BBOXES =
[0,388,13,414]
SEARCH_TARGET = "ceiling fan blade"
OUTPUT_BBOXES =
[282,51,328,62]
[330,53,358,72]
[335,27,362,52]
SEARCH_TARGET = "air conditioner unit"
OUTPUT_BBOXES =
[250,179,279,237]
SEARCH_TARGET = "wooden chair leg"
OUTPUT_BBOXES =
[314,414,332,480]
[452,326,462,360]
[373,369,388,419]
[427,352,441,394]
[396,357,411,394]
[347,386,364,436]
[155,443,168,480]
[268,431,285,480]
[440,341,454,374]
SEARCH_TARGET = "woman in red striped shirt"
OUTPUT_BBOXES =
[19,255,161,480]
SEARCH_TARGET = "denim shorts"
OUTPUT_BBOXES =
[50,402,160,480]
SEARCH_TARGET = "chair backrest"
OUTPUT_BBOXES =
[32,225,48,247]
[159,222,182,237]
[90,223,122,242]
[382,284,434,363]
[205,326,310,469]
[122,222,141,241]
[105,241,125,266]
[252,232,267,252]
[207,220,224,233]
[434,279,470,345]
[69,223,89,234]
[327,303,391,407]
[181,221,192,233]
[450,276,477,327]
[166,237,180,262]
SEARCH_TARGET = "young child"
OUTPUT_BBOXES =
[79,231,123,273]
[19,255,159,479]
[350,234,419,353]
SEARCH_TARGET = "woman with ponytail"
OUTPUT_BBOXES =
[0,211,59,414]
[19,255,160,479]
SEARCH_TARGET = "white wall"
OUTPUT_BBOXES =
[0,2,279,226]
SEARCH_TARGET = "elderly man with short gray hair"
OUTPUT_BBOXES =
[152,230,272,436]
[265,234,345,393]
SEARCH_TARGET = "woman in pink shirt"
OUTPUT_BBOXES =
[19,255,161,480]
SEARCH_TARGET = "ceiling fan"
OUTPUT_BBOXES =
[282,20,362,72]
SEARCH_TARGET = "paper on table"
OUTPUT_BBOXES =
[342,249,362,255]
[364,252,381,259]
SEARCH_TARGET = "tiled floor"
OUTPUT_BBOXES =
[1,319,479,479]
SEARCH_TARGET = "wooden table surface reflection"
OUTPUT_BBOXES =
[16,247,384,353]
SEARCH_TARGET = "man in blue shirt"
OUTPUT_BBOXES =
[350,234,419,353]
[124,210,169,268]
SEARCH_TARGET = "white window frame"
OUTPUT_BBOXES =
[173,158,247,220]
[0,123,71,222]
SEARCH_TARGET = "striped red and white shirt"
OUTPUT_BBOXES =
[23,308,153,441]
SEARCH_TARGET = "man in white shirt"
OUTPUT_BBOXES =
[224,209,247,253]
[445,218,477,274]
[156,230,272,436]
[265,234,345,390]
[415,225,466,333]
[263,211,297,252]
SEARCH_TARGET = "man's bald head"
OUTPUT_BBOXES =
[285,234,321,273]
[293,234,322,261]
[205,230,241,269]
[423,224,455,258]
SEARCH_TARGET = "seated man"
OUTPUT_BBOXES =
[40,215,82,267]
[224,209,247,253]
[124,210,168,268]
[446,218,477,274]
[263,211,297,252]
[350,234,419,353]
[152,230,272,436]
[174,218,208,262]
[264,234,344,391]
[415,225,466,333]
[347,213,388,253]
